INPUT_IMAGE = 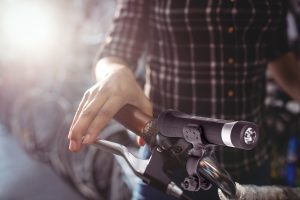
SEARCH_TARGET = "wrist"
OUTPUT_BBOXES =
[95,57,132,81]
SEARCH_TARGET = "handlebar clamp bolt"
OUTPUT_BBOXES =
[173,146,183,154]
[199,178,212,190]
[181,176,200,192]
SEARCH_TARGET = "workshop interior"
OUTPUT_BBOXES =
[0,0,300,200]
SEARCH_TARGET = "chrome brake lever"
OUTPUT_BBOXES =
[92,139,150,183]
[92,139,192,200]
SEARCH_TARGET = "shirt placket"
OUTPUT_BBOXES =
[220,0,239,118]
[226,0,236,99]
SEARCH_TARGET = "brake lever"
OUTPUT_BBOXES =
[93,139,192,200]
[92,140,149,181]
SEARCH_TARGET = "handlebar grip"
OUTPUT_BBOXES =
[157,110,259,150]
[114,104,151,135]
[114,104,157,147]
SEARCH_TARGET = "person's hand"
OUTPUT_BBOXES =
[68,57,152,152]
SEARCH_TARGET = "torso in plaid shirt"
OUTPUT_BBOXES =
[99,0,289,177]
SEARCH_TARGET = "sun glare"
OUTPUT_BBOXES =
[2,2,56,52]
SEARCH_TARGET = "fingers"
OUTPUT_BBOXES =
[136,136,145,146]
[141,99,153,117]
[69,90,90,131]
[68,65,154,152]
[69,94,153,152]
[68,88,108,152]
[82,97,125,144]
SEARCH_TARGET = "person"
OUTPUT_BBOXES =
[68,0,300,199]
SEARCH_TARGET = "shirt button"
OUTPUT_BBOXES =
[227,90,235,97]
[227,26,235,33]
[228,58,235,64]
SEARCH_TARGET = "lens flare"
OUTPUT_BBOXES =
[2,2,56,52]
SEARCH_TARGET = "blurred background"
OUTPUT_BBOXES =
[0,0,299,200]
[0,0,136,200]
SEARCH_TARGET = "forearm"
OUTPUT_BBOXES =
[267,52,300,102]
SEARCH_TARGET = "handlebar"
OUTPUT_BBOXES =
[114,104,152,136]
[114,105,157,148]
[157,110,259,150]
[96,104,260,199]
[115,104,259,150]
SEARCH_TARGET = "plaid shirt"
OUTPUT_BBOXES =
[99,0,289,177]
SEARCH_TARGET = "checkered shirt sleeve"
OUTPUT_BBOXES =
[97,0,148,70]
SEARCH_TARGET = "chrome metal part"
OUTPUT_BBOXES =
[93,139,150,182]
[221,122,237,147]
[166,181,184,199]
[197,156,236,198]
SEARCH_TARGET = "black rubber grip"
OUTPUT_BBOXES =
[157,110,259,150]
